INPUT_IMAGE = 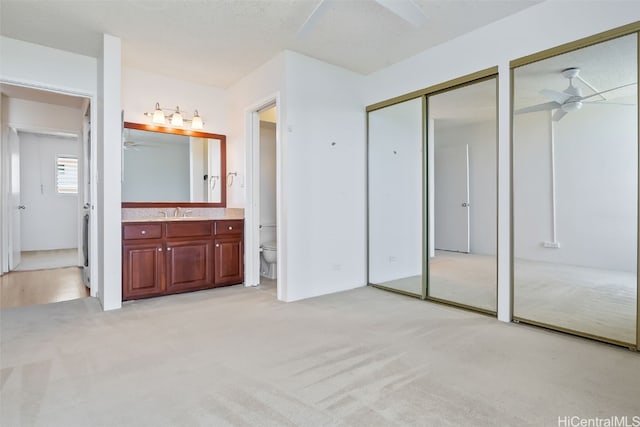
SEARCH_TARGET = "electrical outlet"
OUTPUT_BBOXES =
[542,241,560,248]
[332,264,342,271]
[388,256,397,262]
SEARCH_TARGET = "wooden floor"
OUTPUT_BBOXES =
[0,267,89,309]
[14,248,78,271]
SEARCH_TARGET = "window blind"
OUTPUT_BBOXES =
[56,156,78,194]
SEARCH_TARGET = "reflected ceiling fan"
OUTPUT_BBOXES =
[515,67,636,121]
[297,0,428,37]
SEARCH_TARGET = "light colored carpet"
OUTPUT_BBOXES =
[515,259,637,345]
[373,251,636,344]
[14,249,79,272]
[429,251,497,312]
[2,285,639,426]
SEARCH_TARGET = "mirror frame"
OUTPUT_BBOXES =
[121,122,227,208]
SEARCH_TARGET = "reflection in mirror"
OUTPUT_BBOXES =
[368,98,423,296]
[122,123,225,206]
[513,33,638,345]
[427,77,497,312]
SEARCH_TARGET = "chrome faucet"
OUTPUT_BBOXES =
[174,207,181,217]
[158,210,167,218]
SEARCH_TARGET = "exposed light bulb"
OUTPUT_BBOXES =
[171,106,183,126]
[191,110,203,130]
[152,102,165,124]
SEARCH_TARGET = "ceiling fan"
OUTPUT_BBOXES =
[515,67,636,121]
[297,0,428,38]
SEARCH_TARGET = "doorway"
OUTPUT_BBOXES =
[0,83,94,308]
[246,95,283,300]
[257,105,277,297]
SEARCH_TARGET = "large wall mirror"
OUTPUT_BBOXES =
[122,122,226,207]
[368,97,424,297]
[512,32,638,346]
[427,76,498,313]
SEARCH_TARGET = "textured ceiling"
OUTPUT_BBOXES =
[0,0,541,88]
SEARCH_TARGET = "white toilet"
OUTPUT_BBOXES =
[260,241,277,279]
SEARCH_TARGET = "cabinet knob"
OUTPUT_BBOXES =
[216,244,220,247]
[167,248,172,251]
[141,230,146,235]
[158,248,162,252]
[228,226,233,230]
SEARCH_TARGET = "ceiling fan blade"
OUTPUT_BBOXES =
[297,0,332,38]
[373,0,428,27]
[515,101,560,115]
[540,89,571,105]
[581,82,637,101]
[585,100,636,106]
[552,109,568,122]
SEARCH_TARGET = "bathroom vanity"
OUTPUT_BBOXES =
[120,122,243,301]
[122,219,244,300]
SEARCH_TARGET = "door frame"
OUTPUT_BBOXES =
[245,93,285,300]
[0,80,98,298]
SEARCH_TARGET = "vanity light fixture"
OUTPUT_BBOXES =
[145,102,205,129]
[191,110,203,130]
[170,106,183,126]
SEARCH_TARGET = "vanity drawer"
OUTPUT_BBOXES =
[215,220,244,236]
[166,221,213,238]
[123,224,163,240]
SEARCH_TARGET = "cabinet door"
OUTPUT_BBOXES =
[214,237,244,286]
[123,243,164,300]
[165,239,214,293]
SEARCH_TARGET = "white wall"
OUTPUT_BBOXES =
[514,106,637,272]
[19,132,79,251]
[283,52,366,301]
[259,121,277,245]
[435,120,497,256]
[5,98,83,135]
[368,98,423,283]
[228,50,366,302]
[98,34,122,310]
[363,0,640,322]
[227,51,287,295]
[0,37,97,96]
[227,52,287,208]
[121,67,228,134]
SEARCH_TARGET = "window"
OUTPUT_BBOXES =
[56,155,78,194]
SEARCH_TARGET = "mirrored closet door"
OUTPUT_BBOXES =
[427,77,498,313]
[512,33,638,346]
[368,97,424,297]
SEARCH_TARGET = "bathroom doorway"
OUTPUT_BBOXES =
[257,105,277,297]
[1,83,96,307]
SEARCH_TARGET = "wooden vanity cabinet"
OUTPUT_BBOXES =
[122,219,244,301]
[165,221,214,293]
[122,224,165,300]
[214,220,244,286]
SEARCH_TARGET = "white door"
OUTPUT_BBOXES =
[8,128,21,269]
[434,144,470,253]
